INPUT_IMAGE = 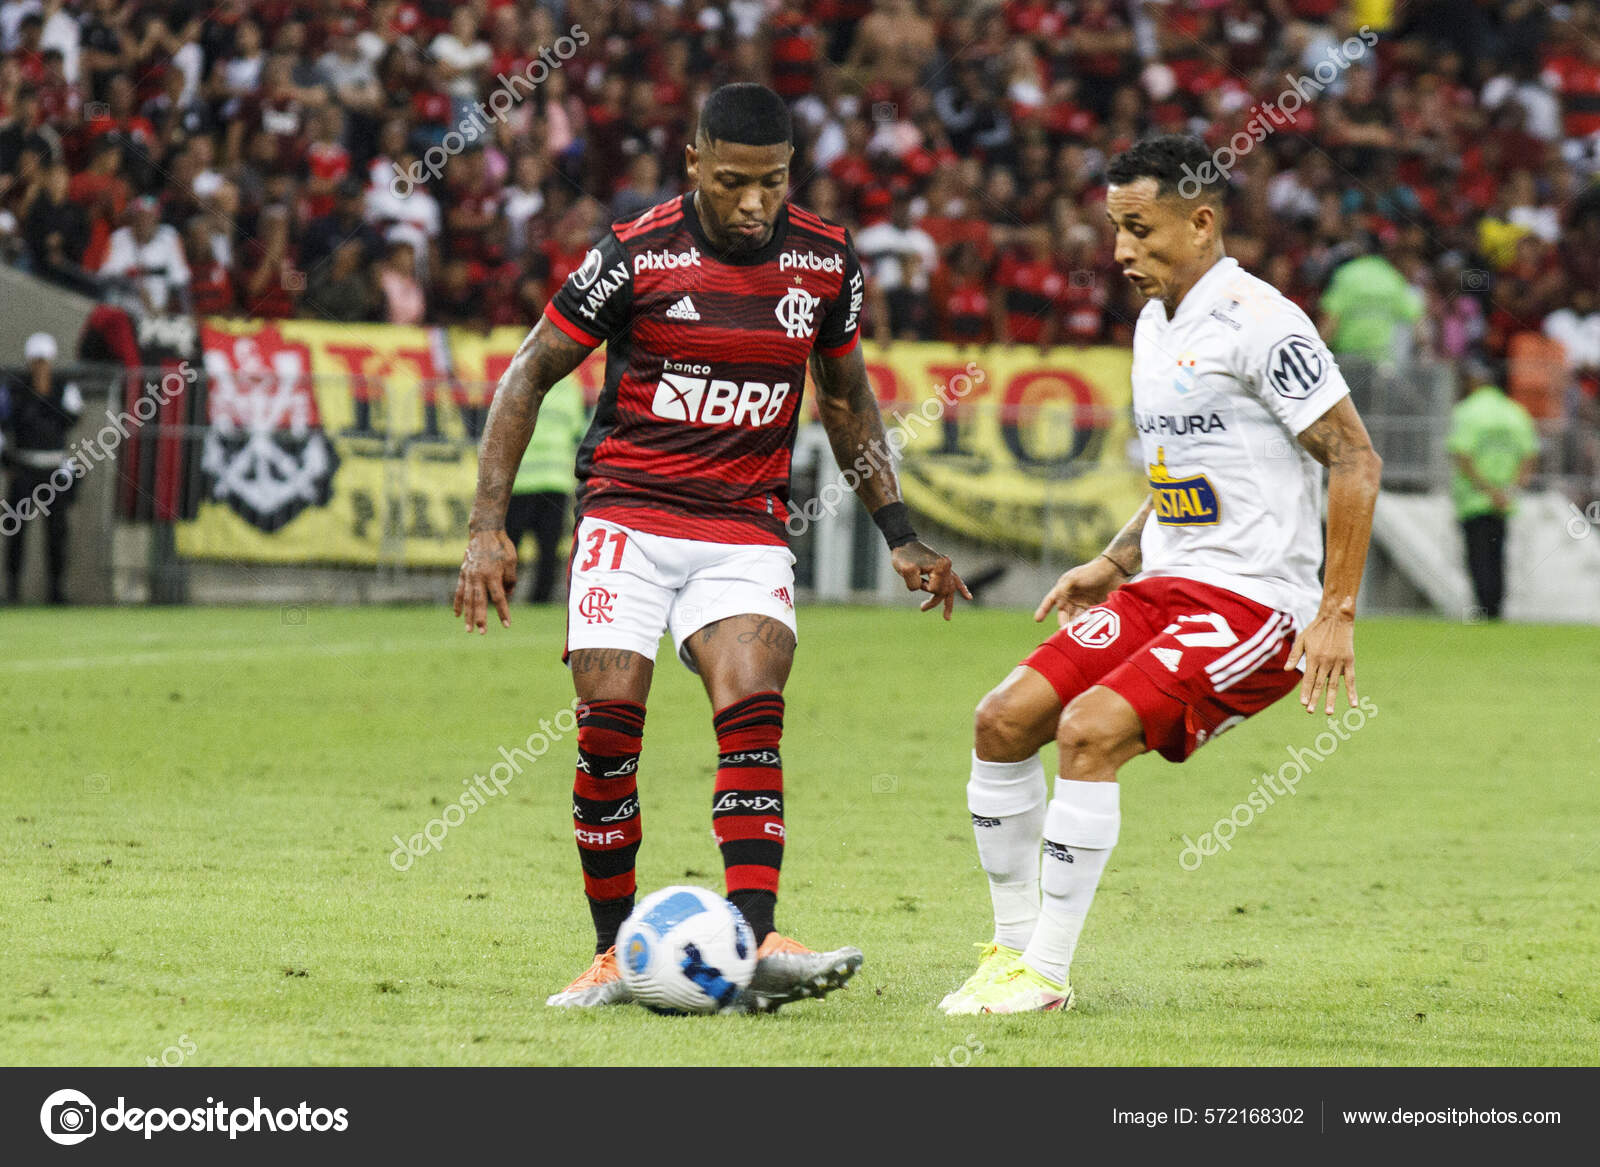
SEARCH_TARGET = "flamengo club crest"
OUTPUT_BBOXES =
[579,586,615,624]
[199,327,338,532]
[774,286,821,339]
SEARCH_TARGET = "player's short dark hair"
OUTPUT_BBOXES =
[697,83,792,148]
[1107,134,1227,204]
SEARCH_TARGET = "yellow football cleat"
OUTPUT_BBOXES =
[944,959,1073,1015]
[938,941,1022,1013]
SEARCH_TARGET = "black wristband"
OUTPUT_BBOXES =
[871,501,918,550]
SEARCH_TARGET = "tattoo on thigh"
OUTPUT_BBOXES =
[570,649,634,674]
[735,616,794,651]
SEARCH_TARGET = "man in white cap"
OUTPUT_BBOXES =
[2,332,82,603]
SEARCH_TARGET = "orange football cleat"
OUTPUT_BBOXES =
[545,946,631,1007]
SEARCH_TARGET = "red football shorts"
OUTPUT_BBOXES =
[1022,576,1303,762]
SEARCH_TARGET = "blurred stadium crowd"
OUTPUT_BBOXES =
[1,1,1598,408]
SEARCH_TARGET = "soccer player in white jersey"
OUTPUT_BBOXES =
[941,135,1383,1014]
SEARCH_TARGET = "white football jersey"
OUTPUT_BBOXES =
[1129,256,1350,629]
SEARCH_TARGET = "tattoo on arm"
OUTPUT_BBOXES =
[1295,397,1376,471]
[1103,496,1153,574]
[1296,396,1382,614]
[810,346,899,514]
[468,317,591,533]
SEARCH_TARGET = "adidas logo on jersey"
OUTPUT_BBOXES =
[665,296,700,321]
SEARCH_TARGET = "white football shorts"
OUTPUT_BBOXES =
[565,516,798,671]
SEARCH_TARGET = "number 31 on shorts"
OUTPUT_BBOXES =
[579,527,628,572]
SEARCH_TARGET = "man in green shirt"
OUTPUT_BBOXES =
[504,377,587,603]
[1446,368,1541,620]
[1319,241,1424,363]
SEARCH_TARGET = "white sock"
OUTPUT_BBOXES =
[1022,778,1120,986]
[967,752,1047,950]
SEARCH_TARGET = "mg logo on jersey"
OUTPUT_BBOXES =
[1066,607,1121,649]
[633,246,701,274]
[1148,446,1221,526]
[774,286,821,338]
[578,586,615,623]
[652,373,791,426]
[1265,334,1327,399]
[779,250,842,273]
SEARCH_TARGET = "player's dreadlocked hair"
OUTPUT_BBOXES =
[697,83,793,147]
[1107,134,1228,204]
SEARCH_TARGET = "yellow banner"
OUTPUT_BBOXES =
[858,342,1146,560]
[178,322,1141,565]
[176,320,606,565]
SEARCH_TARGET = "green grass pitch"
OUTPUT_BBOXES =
[3,604,1597,1066]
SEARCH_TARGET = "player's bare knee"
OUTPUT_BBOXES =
[974,688,1037,761]
[1055,704,1122,774]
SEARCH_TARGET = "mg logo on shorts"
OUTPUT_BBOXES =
[578,586,615,624]
[1066,607,1121,649]
[652,373,791,426]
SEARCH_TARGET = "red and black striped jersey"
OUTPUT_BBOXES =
[543,193,863,546]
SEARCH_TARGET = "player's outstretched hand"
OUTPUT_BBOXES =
[891,541,972,621]
[1035,556,1123,629]
[1285,596,1358,714]
[453,529,519,634]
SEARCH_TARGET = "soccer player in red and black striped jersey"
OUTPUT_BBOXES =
[454,84,971,1011]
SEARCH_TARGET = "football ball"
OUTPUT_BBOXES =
[618,886,757,1014]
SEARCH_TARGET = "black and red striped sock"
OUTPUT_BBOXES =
[572,699,646,953]
[711,691,785,941]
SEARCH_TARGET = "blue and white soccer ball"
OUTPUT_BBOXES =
[618,886,757,1014]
